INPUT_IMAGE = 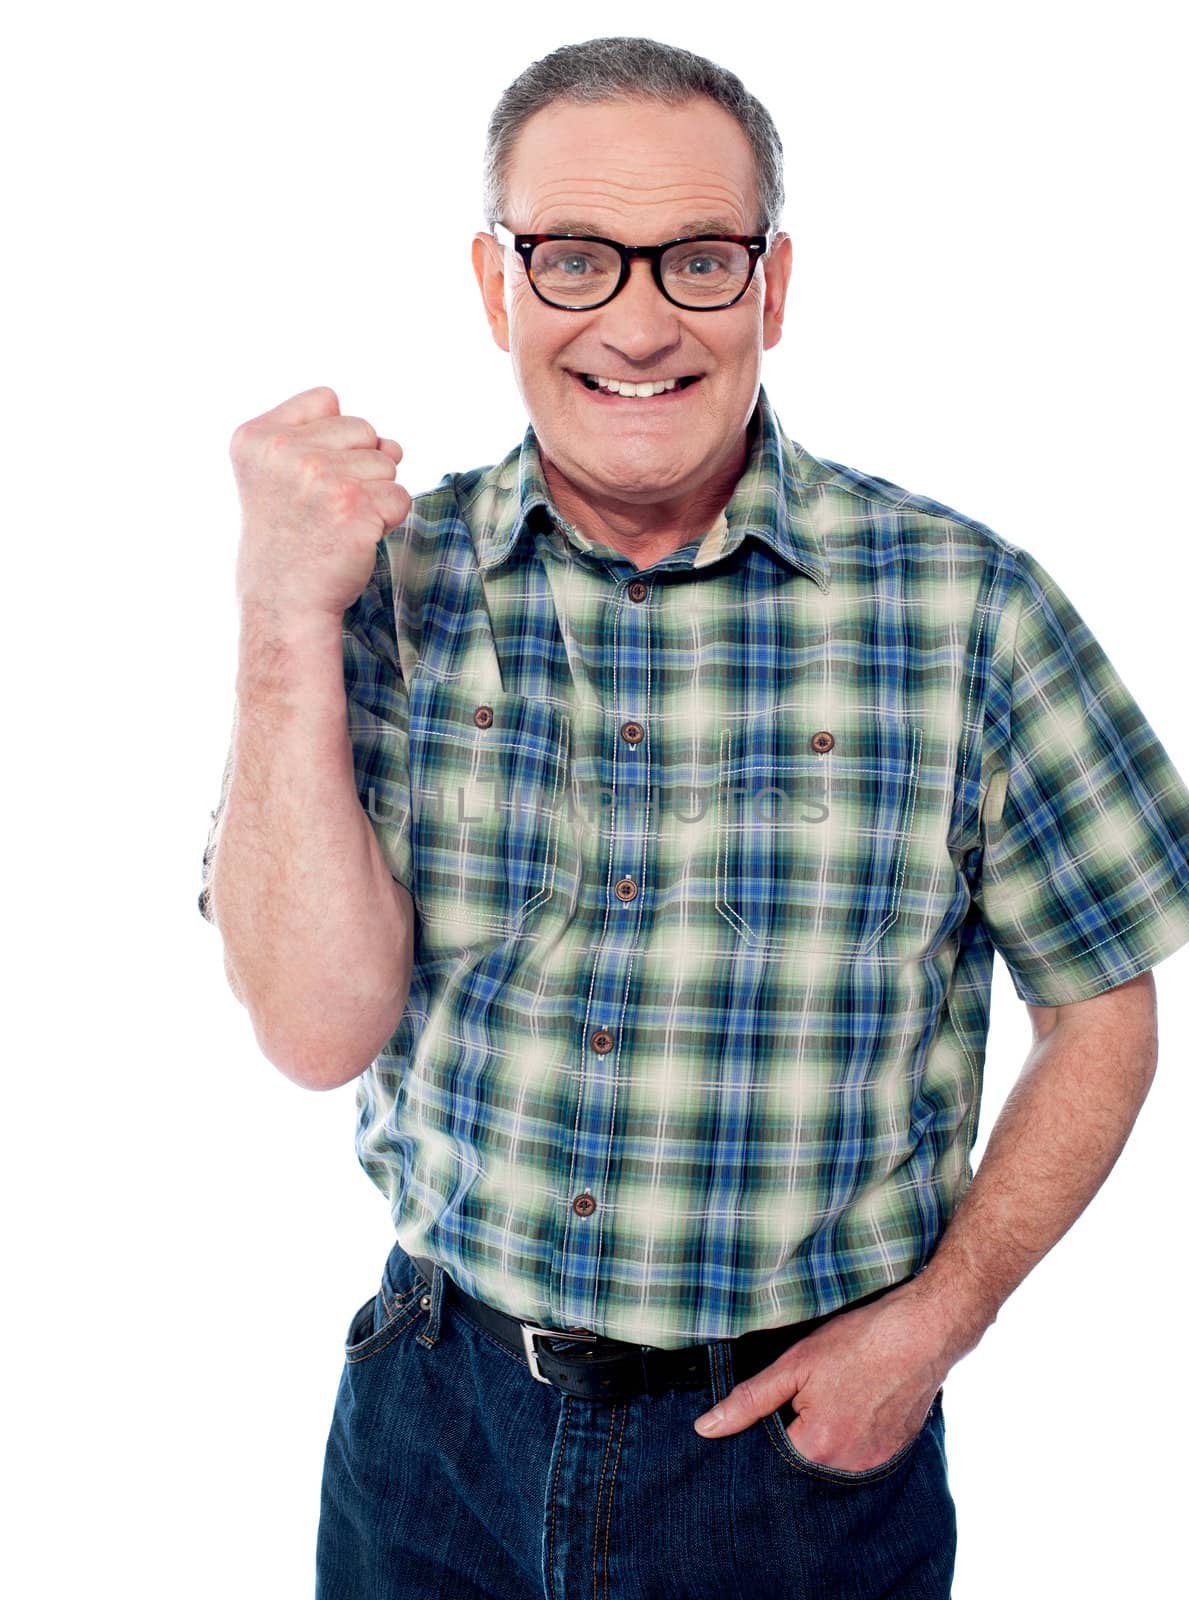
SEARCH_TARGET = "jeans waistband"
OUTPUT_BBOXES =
[410,1253,908,1402]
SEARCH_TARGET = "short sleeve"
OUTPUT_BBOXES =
[343,543,414,895]
[974,548,1189,1005]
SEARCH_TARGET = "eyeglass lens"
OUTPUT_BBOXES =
[529,239,752,308]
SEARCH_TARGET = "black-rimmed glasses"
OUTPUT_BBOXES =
[491,221,769,311]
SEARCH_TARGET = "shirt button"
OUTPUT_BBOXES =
[810,729,835,753]
[614,876,638,902]
[621,720,644,745]
[590,1028,614,1053]
[474,705,494,729]
[627,579,648,602]
[572,1193,597,1217]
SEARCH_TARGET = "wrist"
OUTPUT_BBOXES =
[235,599,348,709]
[903,1252,1001,1367]
[237,594,344,645]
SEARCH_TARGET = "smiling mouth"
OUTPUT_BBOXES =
[573,371,703,396]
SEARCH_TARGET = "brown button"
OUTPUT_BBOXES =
[590,1028,614,1054]
[572,1193,597,1217]
[621,721,644,745]
[810,729,835,753]
[614,876,638,902]
[627,579,648,602]
[474,705,494,729]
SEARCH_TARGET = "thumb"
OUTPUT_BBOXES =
[693,1361,802,1439]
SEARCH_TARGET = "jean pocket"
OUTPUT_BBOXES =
[407,676,573,945]
[715,714,922,957]
[768,1390,941,1486]
[343,1243,432,1365]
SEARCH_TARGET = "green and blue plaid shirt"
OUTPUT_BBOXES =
[200,383,1189,1348]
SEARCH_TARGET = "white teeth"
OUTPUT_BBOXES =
[589,375,680,396]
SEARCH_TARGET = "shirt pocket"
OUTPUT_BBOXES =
[714,714,923,957]
[407,676,572,942]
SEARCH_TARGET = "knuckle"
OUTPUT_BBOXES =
[229,418,259,458]
[731,1375,766,1414]
[330,478,366,518]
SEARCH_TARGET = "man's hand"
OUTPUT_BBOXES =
[692,1279,958,1471]
[230,385,412,622]
[691,971,1160,1467]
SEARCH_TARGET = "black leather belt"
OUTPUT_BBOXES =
[411,1253,907,1403]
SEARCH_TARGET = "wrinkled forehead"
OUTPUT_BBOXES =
[503,96,760,237]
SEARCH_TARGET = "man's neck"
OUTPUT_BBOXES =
[540,433,749,572]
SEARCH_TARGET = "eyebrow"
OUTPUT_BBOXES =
[539,217,745,238]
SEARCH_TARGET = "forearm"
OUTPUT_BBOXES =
[910,981,1158,1364]
[208,603,412,1089]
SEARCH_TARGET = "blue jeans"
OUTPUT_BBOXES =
[316,1237,957,1598]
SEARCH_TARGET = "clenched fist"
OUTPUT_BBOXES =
[230,385,412,621]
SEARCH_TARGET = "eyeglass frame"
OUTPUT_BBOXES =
[490,220,770,312]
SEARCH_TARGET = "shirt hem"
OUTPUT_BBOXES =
[1005,920,1189,1006]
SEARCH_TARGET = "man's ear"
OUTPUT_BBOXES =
[761,231,793,351]
[472,232,510,353]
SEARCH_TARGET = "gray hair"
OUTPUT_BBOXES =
[481,36,785,237]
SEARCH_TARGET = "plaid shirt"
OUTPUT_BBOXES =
[200,384,1189,1348]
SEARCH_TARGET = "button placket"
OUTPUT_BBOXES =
[554,571,653,1327]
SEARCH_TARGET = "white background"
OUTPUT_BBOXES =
[4,2,1186,1595]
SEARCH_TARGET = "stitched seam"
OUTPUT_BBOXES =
[760,1400,933,1483]
[521,711,568,916]
[545,1399,573,1600]
[595,1403,626,1600]
[411,706,571,934]
[715,722,923,953]
[344,1292,429,1365]
[856,723,923,952]
[956,590,992,824]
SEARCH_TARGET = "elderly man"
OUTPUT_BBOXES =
[201,34,1189,1600]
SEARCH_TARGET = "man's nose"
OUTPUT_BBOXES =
[595,258,682,350]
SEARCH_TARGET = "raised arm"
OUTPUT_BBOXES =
[203,385,415,1091]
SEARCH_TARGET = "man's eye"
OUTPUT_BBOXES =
[559,254,597,275]
[681,254,727,276]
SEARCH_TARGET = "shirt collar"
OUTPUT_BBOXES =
[469,383,831,590]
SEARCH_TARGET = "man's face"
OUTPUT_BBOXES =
[472,95,792,517]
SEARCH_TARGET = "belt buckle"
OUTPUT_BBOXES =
[520,1321,585,1384]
